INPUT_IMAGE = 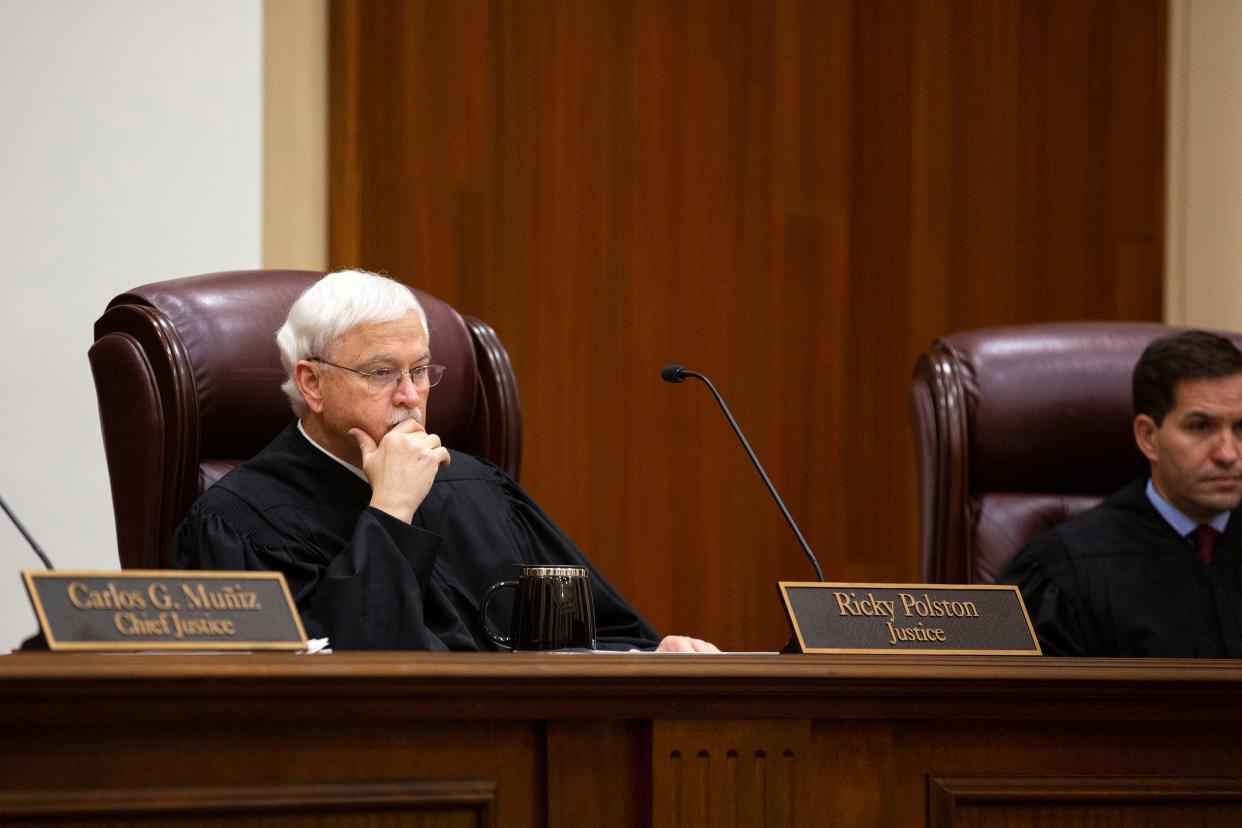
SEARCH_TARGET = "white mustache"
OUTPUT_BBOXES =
[386,406,423,427]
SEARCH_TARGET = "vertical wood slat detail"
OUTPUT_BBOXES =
[652,720,811,828]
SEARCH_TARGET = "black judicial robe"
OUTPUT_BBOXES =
[171,424,661,651]
[1002,480,1242,658]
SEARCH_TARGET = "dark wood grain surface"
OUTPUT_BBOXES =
[329,0,1167,651]
[3,653,1242,827]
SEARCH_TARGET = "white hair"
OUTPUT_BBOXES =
[277,269,429,416]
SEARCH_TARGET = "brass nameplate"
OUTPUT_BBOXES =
[778,581,1040,655]
[22,570,308,651]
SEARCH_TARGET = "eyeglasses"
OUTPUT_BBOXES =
[310,357,446,392]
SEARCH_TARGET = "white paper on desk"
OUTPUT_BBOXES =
[549,649,776,655]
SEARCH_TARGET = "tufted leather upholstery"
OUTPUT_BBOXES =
[89,269,522,570]
[909,322,1242,585]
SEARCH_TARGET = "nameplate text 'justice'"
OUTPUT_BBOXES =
[23,570,307,651]
[778,582,1040,655]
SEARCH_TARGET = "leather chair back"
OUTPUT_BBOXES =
[907,322,1242,584]
[89,269,522,569]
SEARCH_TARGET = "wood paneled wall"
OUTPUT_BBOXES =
[330,0,1166,651]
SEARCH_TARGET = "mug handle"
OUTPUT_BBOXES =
[479,580,518,650]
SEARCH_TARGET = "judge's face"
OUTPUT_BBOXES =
[298,309,431,463]
[1134,373,1242,522]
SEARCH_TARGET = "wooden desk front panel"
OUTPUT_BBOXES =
[3,654,1242,827]
[0,719,539,826]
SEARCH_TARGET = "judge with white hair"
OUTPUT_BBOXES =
[172,269,718,652]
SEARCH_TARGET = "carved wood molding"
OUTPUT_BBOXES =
[0,779,497,826]
[653,719,813,827]
[8,653,1242,726]
[930,776,1242,827]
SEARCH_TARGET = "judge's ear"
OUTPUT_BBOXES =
[294,360,326,415]
[1134,413,1160,463]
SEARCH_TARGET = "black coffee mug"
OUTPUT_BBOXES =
[480,565,597,651]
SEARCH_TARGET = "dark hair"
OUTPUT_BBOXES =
[1132,330,1242,424]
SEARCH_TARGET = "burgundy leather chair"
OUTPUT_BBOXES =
[907,321,1242,585]
[89,269,522,570]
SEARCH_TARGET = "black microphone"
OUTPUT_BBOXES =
[661,364,825,582]
[660,364,686,383]
[1,493,54,569]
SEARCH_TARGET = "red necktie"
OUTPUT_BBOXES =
[1193,524,1220,565]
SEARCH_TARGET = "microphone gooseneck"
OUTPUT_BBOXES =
[0,493,54,570]
[662,366,825,582]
